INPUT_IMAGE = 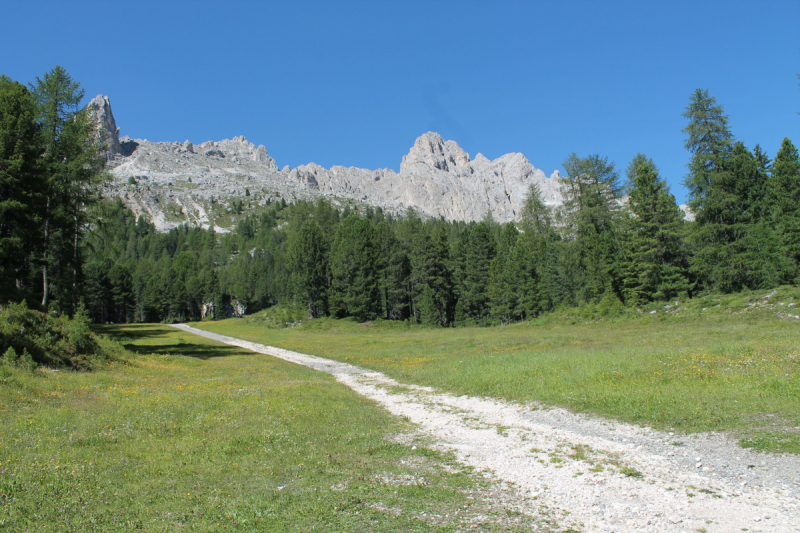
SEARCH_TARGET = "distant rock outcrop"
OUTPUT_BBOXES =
[87,95,121,159]
[94,96,565,231]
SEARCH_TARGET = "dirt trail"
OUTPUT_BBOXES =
[172,324,800,532]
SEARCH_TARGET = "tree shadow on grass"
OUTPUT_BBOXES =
[94,324,250,360]
[124,342,246,360]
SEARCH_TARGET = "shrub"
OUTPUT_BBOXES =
[0,301,114,370]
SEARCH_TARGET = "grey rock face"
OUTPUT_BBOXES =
[87,95,121,159]
[98,96,563,231]
[106,131,562,231]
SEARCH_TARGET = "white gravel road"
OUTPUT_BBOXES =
[172,324,800,532]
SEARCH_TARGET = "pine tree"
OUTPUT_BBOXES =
[287,221,329,317]
[621,154,688,304]
[0,76,44,302]
[520,183,552,234]
[457,222,495,322]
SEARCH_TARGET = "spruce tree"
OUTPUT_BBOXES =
[690,141,786,291]
[682,88,733,213]
[0,76,44,302]
[489,222,519,323]
[287,221,329,317]
[329,216,382,321]
[770,138,800,274]
[408,224,453,326]
[621,155,688,304]
[376,220,410,320]
[457,222,495,322]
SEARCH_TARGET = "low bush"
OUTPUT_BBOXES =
[0,301,122,370]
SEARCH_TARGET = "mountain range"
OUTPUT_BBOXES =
[90,95,564,232]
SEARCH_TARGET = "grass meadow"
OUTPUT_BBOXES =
[194,287,800,454]
[0,324,552,532]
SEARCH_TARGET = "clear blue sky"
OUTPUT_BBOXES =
[3,1,799,203]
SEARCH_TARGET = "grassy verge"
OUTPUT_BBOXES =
[193,288,800,454]
[0,324,554,532]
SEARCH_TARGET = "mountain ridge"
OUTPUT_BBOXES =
[94,95,564,231]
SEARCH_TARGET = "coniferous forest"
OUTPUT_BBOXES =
[2,71,800,328]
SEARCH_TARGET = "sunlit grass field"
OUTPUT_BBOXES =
[194,288,800,454]
[0,324,551,532]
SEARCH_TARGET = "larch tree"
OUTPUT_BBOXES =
[30,66,106,311]
[559,153,622,302]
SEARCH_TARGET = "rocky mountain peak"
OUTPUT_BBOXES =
[97,94,568,231]
[400,132,471,174]
[87,95,121,159]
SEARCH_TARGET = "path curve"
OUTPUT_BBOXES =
[172,324,800,532]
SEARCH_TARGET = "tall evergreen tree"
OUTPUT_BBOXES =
[621,154,688,304]
[682,88,734,213]
[376,220,410,320]
[489,222,519,323]
[456,222,495,322]
[30,66,106,310]
[287,221,329,318]
[329,216,382,321]
[770,137,800,275]
[417,226,454,326]
[690,141,786,291]
[559,153,622,301]
[0,76,44,302]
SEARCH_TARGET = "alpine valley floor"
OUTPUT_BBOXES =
[176,323,800,533]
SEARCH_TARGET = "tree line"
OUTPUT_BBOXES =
[78,90,800,325]
[2,72,799,325]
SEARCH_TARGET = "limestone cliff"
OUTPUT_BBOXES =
[94,96,562,231]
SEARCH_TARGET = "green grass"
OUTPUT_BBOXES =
[0,324,555,532]
[193,287,800,454]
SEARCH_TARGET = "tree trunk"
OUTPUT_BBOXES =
[72,211,79,313]
[41,197,51,308]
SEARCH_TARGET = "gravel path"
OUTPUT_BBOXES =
[172,324,800,532]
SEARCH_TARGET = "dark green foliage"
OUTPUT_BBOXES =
[770,138,800,274]
[456,222,495,322]
[690,141,788,292]
[682,88,733,209]
[682,90,790,293]
[28,66,106,312]
[376,220,410,320]
[329,216,382,321]
[0,301,111,369]
[418,226,454,326]
[559,153,622,302]
[489,223,519,323]
[0,76,44,302]
[288,221,329,318]
[621,154,688,304]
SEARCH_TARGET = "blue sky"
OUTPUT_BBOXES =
[3,0,798,203]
